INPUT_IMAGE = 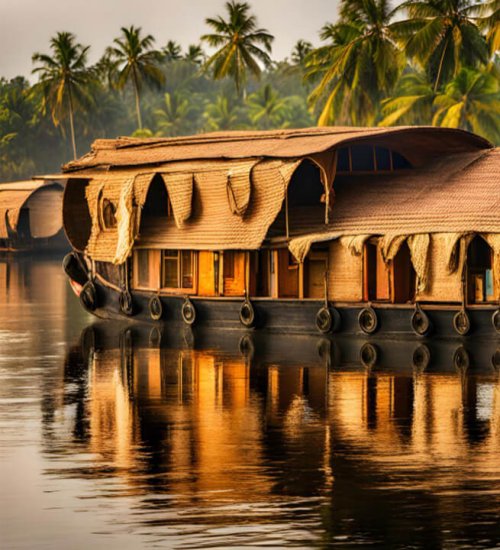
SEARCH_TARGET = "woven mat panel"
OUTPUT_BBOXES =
[0,185,48,237]
[327,240,363,301]
[63,126,490,172]
[136,159,297,251]
[418,234,463,302]
[322,150,499,235]
[160,173,193,228]
[225,159,259,216]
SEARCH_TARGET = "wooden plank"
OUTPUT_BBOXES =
[198,251,216,296]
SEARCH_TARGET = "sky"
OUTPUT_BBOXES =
[0,0,341,81]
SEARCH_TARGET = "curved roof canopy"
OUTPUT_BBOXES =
[63,126,491,172]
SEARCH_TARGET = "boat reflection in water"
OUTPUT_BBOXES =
[56,323,500,547]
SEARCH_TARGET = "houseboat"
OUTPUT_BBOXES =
[0,178,67,253]
[60,126,500,338]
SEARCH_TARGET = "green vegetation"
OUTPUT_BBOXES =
[0,0,498,181]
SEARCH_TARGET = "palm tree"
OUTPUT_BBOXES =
[32,32,94,159]
[477,0,500,56]
[107,26,164,129]
[154,91,196,136]
[202,1,274,96]
[379,70,436,126]
[432,67,500,143]
[203,93,244,131]
[305,0,404,126]
[393,0,489,90]
[185,44,206,65]
[162,40,182,62]
[247,84,290,129]
[291,40,313,66]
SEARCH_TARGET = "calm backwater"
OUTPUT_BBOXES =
[0,258,499,549]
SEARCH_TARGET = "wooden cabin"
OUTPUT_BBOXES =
[60,127,500,337]
[0,179,67,253]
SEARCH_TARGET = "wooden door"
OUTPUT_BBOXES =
[278,249,299,298]
[223,251,246,296]
[306,258,327,298]
[198,251,217,296]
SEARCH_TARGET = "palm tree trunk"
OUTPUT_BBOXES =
[132,67,142,129]
[67,86,77,160]
[434,39,449,92]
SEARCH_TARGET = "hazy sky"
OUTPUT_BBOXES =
[1,0,340,81]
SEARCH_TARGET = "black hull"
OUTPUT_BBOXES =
[83,279,500,341]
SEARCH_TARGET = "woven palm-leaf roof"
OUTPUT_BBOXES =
[63,126,491,172]
[0,180,63,239]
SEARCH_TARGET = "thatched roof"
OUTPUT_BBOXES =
[62,126,490,172]
[82,158,300,263]
[0,180,63,239]
[288,149,500,261]
[60,126,498,265]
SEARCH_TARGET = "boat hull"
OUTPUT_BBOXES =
[82,277,500,340]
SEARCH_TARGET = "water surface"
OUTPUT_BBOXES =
[0,258,499,549]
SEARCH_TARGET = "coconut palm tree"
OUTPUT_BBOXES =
[477,0,500,56]
[202,1,274,96]
[32,32,95,159]
[432,67,500,143]
[107,26,164,129]
[162,40,182,62]
[247,84,290,129]
[154,91,197,136]
[379,70,436,126]
[185,44,206,65]
[393,0,489,90]
[291,40,313,66]
[203,93,244,131]
[305,0,404,126]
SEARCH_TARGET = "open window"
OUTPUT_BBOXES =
[266,159,325,238]
[363,241,415,303]
[140,174,173,222]
[99,198,117,230]
[467,236,495,303]
[337,145,412,173]
[161,250,195,292]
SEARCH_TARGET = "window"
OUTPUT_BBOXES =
[133,249,160,289]
[100,199,117,229]
[161,250,195,291]
[337,146,411,173]
[467,237,494,303]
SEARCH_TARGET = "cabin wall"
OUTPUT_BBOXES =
[327,241,363,302]
[25,187,63,238]
[418,234,462,303]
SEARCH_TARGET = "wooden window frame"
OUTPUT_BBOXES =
[336,145,410,175]
[160,250,197,294]
[132,249,161,290]
[132,249,197,294]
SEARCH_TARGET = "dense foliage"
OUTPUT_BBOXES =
[0,0,498,180]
